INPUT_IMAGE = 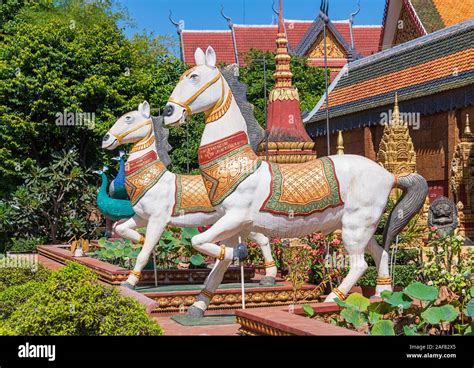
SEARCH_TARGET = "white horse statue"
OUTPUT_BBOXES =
[101,101,278,295]
[163,46,428,317]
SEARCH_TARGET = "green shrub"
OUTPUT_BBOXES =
[3,150,101,245]
[304,281,470,335]
[0,281,41,319]
[0,324,15,336]
[0,263,50,293]
[1,262,163,336]
[7,238,43,253]
[358,265,418,288]
[365,248,420,267]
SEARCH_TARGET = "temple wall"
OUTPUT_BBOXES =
[313,127,367,157]
[313,108,470,200]
[410,112,449,184]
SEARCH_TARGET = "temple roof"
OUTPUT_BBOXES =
[379,0,474,50]
[181,20,381,66]
[304,19,474,136]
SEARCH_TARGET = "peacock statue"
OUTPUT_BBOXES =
[109,151,129,200]
[95,166,135,222]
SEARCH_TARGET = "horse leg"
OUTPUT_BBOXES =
[366,236,392,296]
[114,215,147,244]
[122,216,167,288]
[249,232,276,286]
[190,211,252,261]
[325,213,374,302]
[187,237,238,318]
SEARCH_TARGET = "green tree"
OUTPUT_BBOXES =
[0,0,185,196]
[1,149,100,247]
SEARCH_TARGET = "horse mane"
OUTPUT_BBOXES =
[220,64,265,153]
[152,115,172,167]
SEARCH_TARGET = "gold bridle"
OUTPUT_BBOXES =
[114,118,152,145]
[168,68,233,124]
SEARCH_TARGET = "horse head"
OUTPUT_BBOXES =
[164,46,227,127]
[102,101,153,150]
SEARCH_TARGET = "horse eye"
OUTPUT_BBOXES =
[189,74,199,80]
[125,116,133,123]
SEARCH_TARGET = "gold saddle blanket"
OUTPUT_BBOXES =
[198,131,261,206]
[260,157,343,216]
[125,151,167,206]
[172,175,215,216]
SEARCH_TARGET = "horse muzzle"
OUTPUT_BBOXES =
[163,102,187,127]
[102,132,118,150]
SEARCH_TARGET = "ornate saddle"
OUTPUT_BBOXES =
[260,157,343,217]
[125,151,167,206]
[198,131,261,206]
[172,175,215,216]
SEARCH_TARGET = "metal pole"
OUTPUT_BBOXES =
[186,123,189,173]
[263,58,269,161]
[238,236,245,309]
[323,24,330,156]
[263,59,267,128]
[152,250,158,287]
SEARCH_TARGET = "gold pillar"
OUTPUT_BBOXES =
[450,114,473,238]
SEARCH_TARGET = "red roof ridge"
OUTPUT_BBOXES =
[352,24,382,28]
[182,29,231,33]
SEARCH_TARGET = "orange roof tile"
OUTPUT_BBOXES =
[432,0,474,27]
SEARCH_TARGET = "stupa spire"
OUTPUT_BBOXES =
[258,0,316,163]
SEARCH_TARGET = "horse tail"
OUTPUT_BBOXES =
[382,173,428,251]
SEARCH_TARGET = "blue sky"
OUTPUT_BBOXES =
[117,0,386,39]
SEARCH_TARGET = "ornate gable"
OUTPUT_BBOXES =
[392,4,423,46]
[307,29,347,59]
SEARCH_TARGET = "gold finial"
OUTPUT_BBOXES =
[336,130,344,155]
[269,0,298,100]
[391,92,402,126]
[464,114,471,135]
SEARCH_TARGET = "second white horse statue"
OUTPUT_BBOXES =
[102,102,278,297]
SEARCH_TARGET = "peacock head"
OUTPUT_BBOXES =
[93,166,109,175]
[111,151,126,161]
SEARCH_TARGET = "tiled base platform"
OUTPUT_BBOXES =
[138,279,321,315]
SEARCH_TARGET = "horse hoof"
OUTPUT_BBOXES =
[259,276,276,286]
[187,305,205,319]
[121,281,135,289]
[234,244,248,262]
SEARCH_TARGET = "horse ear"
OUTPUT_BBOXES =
[138,102,143,112]
[140,101,150,118]
[194,48,205,65]
[205,46,216,68]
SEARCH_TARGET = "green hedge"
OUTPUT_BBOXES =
[0,263,50,293]
[0,262,163,336]
[0,281,40,319]
[358,265,418,288]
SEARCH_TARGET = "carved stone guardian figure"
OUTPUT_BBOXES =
[428,196,458,237]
